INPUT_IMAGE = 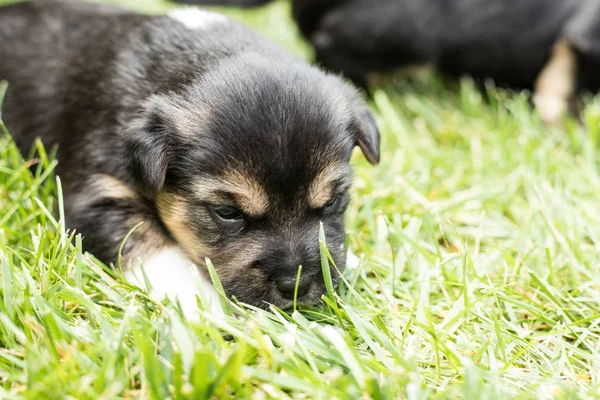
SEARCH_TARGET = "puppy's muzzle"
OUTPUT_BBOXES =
[274,273,313,299]
[253,246,322,301]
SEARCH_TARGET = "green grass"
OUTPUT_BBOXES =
[2,1,600,398]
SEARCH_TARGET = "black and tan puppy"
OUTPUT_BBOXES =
[0,0,379,317]
[174,0,600,125]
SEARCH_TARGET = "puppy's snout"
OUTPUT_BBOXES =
[275,274,312,299]
[255,242,321,299]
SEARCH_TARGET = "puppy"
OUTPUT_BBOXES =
[0,0,379,318]
[174,0,600,125]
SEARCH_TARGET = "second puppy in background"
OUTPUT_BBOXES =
[175,0,600,125]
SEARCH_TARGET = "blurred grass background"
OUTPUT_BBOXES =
[1,0,600,399]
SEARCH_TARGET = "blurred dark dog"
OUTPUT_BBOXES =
[174,0,600,124]
[0,0,379,317]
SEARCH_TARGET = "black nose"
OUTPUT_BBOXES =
[275,275,312,300]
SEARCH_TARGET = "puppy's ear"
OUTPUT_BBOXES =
[352,106,380,165]
[125,100,176,197]
[342,85,380,164]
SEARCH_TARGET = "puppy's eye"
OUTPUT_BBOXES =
[213,205,244,221]
[324,196,338,209]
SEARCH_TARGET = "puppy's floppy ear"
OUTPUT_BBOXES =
[344,86,380,165]
[125,99,176,198]
[352,106,380,165]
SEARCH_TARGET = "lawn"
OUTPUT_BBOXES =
[1,0,600,399]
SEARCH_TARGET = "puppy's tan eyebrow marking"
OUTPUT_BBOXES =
[192,172,269,217]
[308,163,351,209]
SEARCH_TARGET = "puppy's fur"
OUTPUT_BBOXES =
[174,0,600,124]
[0,0,379,317]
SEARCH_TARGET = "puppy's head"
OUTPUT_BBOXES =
[126,54,379,309]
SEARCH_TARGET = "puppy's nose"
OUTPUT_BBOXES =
[275,275,312,300]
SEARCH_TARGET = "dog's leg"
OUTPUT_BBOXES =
[66,174,222,320]
[125,247,223,321]
[533,39,579,126]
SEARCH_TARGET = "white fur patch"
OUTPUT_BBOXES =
[125,247,224,321]
[168,8,228,30]
[346,249,361,270]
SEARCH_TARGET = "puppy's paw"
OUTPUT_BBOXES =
[533,39,579,127]
[533,94,570,126]
[125,247,224,321]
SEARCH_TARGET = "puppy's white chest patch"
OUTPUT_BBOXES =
[168,8,228,30]
[125,247,223,321]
